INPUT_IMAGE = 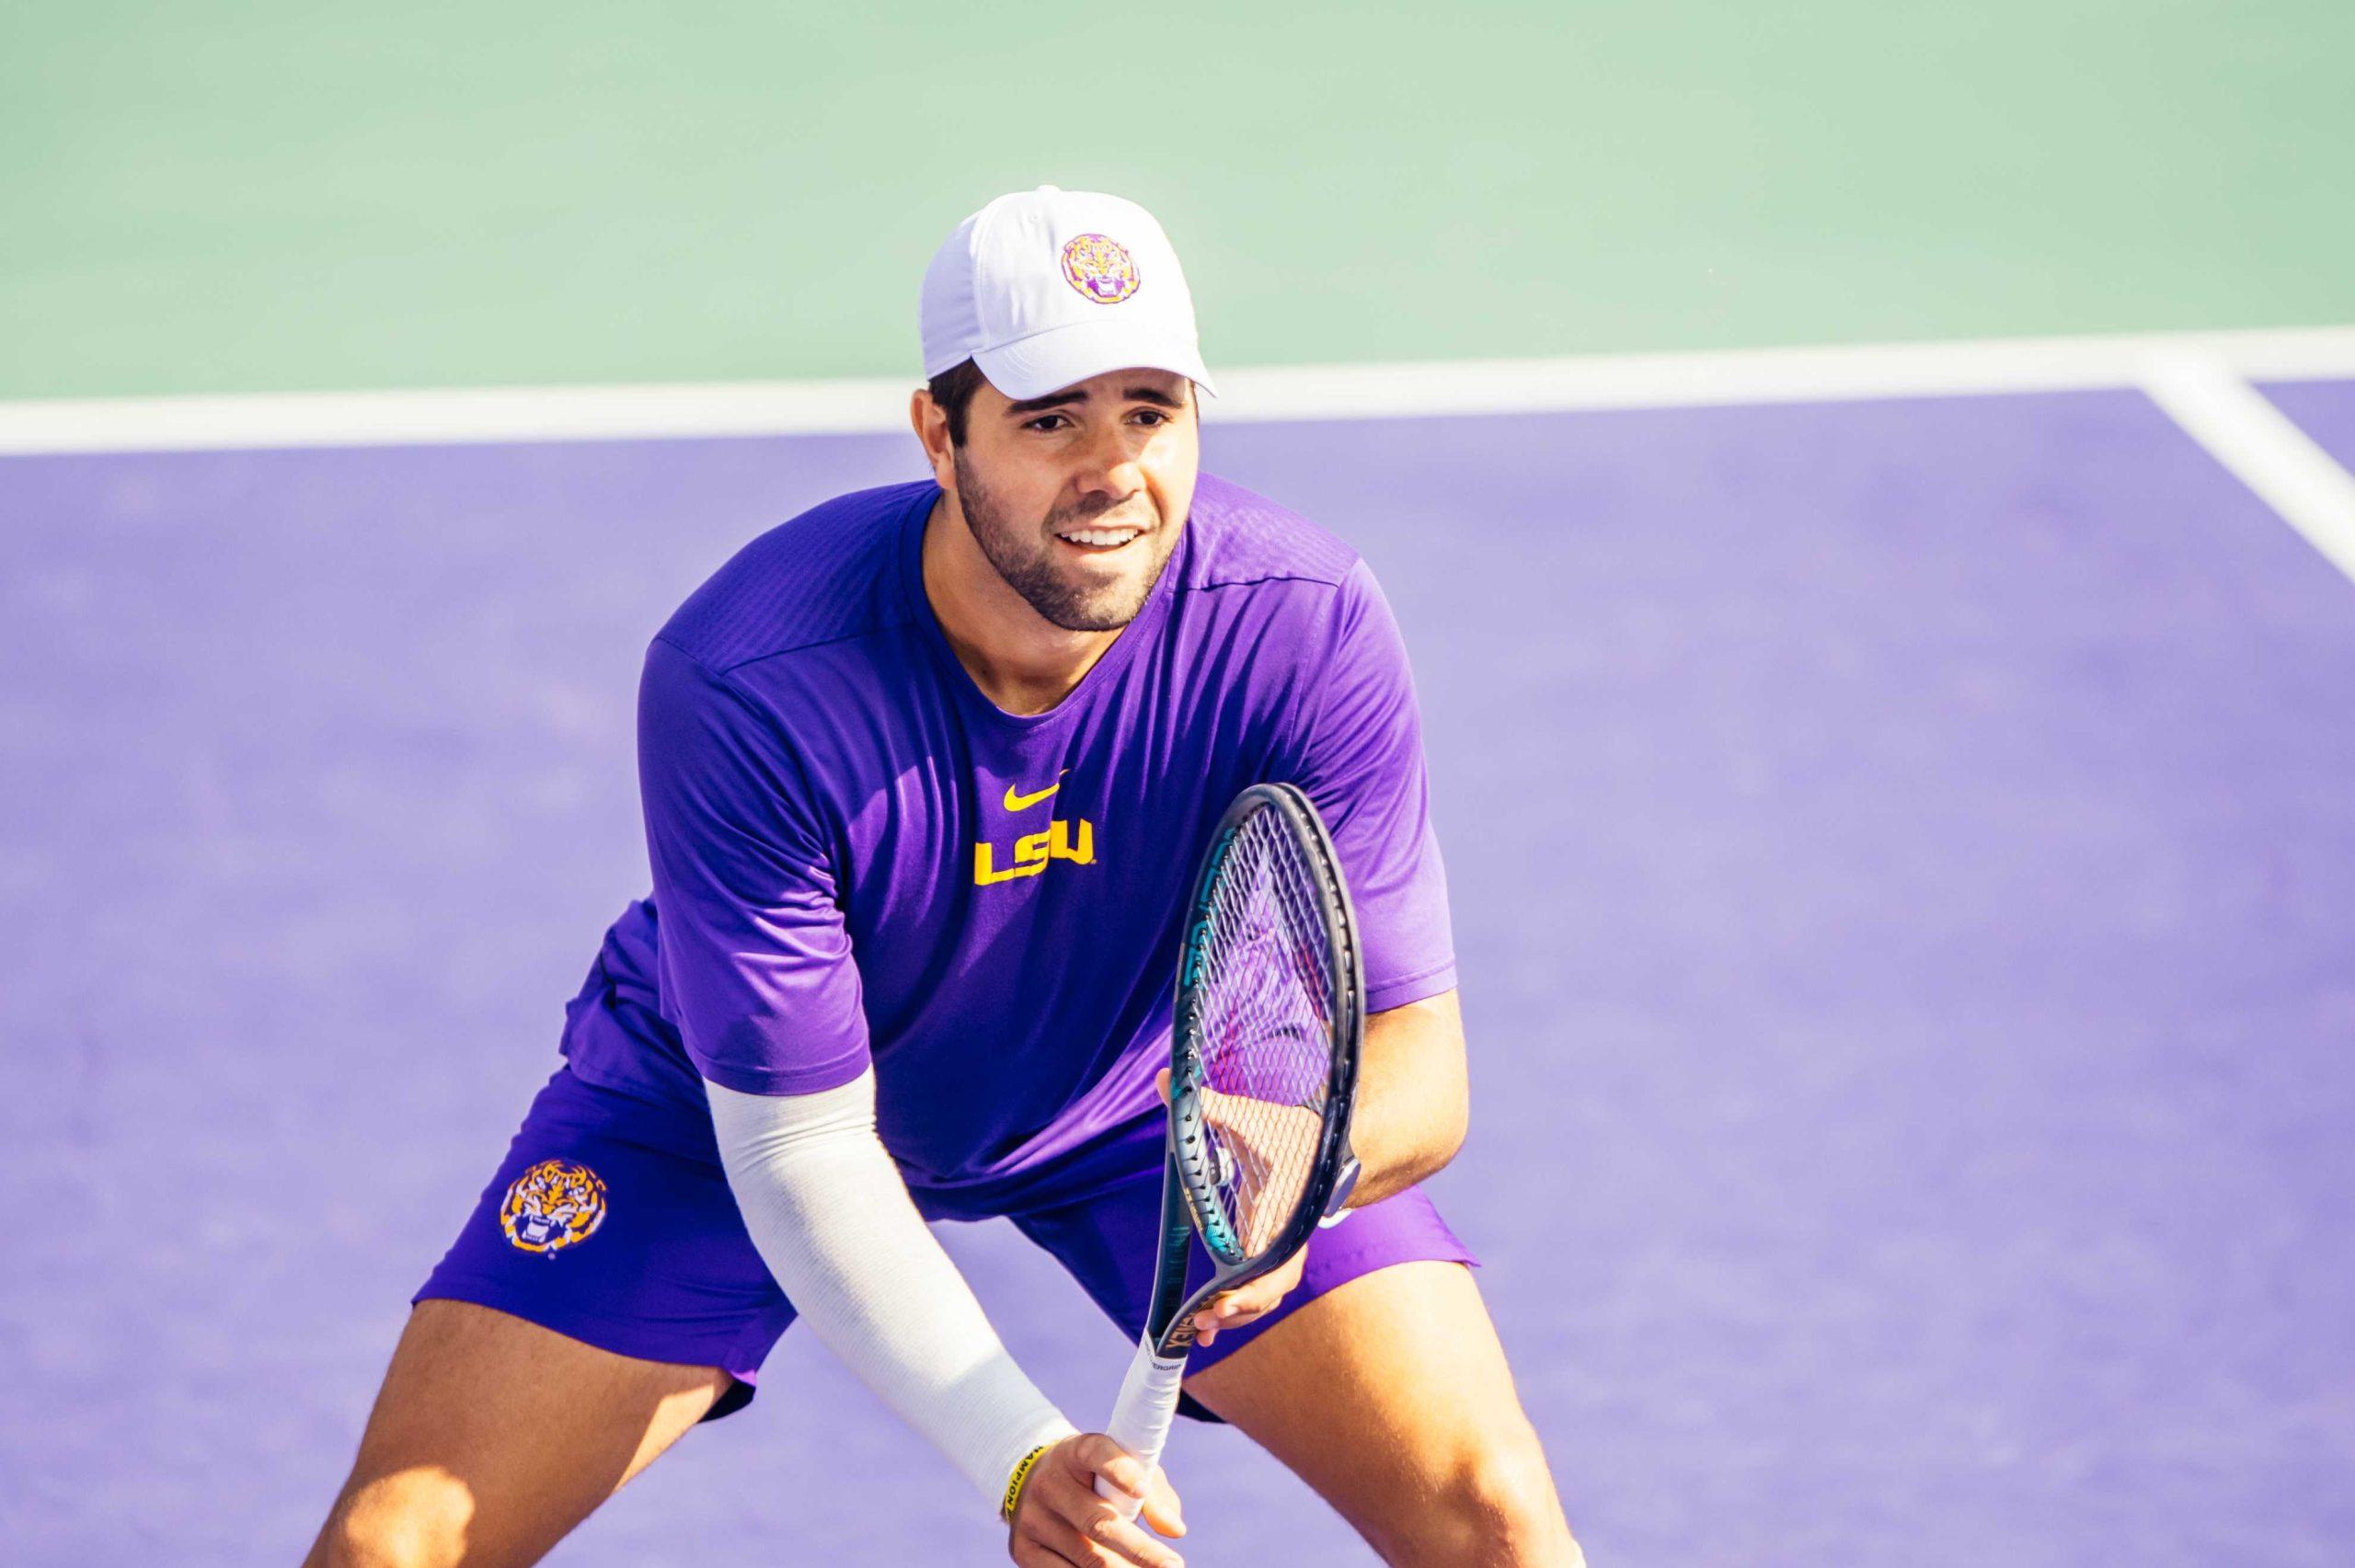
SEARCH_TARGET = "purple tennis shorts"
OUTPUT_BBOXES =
[418,1066,1476,1423]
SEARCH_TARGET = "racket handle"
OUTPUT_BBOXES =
[1093,1333,1187,1521]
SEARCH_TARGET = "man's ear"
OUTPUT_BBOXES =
[909,390,955,487]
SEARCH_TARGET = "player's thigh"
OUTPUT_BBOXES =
[304,1299,730,1568]
[1181,1260,1582,1567]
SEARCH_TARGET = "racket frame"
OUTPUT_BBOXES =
[1140,781,1365,1358]
[1095,783,1367,1518]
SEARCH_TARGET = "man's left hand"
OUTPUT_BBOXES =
[1189,1244,1307,1345]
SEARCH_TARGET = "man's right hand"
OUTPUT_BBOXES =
[1007,1433,1186,1567]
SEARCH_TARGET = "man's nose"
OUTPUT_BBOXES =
[1070,420,1145,498]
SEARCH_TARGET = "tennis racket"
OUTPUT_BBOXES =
[1094,781,1365,1519]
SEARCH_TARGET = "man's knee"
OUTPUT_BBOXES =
[1404,1422,1581,1566]
[319,1469,477,1568]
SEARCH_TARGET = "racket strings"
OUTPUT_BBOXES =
[1190,808,1338,1261]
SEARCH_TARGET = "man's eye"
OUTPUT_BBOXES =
[1024,414,1070,432]
[1132,409,1168,427]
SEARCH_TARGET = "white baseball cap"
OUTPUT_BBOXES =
[920,186,1216,402]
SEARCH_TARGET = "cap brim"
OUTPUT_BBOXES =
[974,318,1217,402]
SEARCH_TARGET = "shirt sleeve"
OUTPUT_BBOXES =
[638,635,871,1095]
[1292,560,1458,1013]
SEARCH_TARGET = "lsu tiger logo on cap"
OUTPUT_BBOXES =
[1061,234,1140,304]
[500,1158,608,1255]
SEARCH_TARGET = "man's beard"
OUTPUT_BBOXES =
[952,450,1175,633]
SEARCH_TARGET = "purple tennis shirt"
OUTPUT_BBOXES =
[559,474,1453,1216]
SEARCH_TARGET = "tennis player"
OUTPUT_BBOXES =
[304,187,1581,1568]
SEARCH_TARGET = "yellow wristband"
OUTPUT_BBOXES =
[1001,1442,1053,1524]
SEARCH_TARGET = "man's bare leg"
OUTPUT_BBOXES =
[1183,1261,1583,1567]
[302,1300,732,1568]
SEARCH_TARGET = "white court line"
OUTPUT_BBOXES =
[4,324,2355,458]
[2142,351,2355,587]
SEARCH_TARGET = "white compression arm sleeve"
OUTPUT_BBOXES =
[706,1070,1077,1505]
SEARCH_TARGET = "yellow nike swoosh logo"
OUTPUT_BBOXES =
[1004,773,1066,812]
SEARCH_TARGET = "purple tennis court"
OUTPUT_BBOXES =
[6,385,2355,1563]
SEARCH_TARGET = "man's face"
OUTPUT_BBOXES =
[946,367,1200,633]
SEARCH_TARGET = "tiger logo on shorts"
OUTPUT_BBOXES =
[500,1159,608,1255]
[1060,234,1140,304]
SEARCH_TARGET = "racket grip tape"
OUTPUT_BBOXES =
[1092,1333,1188,1521]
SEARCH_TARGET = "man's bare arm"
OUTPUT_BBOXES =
[1343,989,1469,1209]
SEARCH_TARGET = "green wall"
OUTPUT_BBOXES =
[5,1,2349,399]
